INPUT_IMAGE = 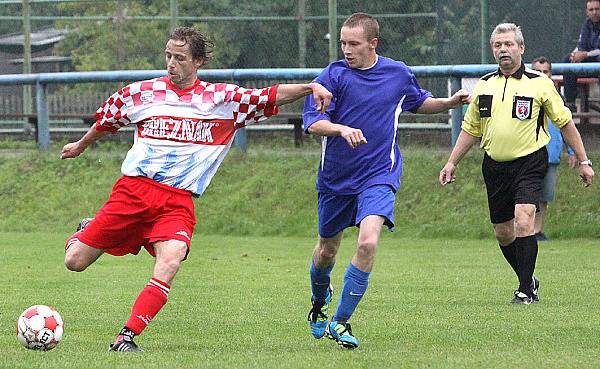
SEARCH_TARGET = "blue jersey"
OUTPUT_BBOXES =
[302,56,432,194]
[546,118,574,165]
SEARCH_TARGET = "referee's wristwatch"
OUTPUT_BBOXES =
[579,159,593,167]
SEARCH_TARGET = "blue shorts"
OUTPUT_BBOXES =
[317,184,396,238]
[541,164,558,202]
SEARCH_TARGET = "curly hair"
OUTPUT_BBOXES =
[168,27,214,62]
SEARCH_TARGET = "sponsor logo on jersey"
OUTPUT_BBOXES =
[140,91,154,104]
[139,117,235,145]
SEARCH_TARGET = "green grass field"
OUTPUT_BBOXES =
[1,232,599,369]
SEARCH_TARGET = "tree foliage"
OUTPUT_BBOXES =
[0,0,584,72]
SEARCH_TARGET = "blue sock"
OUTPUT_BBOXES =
[333,262,370,323]
[310,260,333,303]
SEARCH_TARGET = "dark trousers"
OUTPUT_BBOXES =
[561,53,600,103]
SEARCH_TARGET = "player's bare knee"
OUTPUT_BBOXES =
[317,238,340,260]
[318,246,337,261]
[494,228,513,245]
[356,239,377,259]
[154,256,182,282]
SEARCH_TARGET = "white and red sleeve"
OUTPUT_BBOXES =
[222,84,279,128]
[94,85,135,133]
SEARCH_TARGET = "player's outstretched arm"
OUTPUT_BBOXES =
[60,125,109,159]
[417,89,471,114]
[276,83,332,113]
[439,130,477,186]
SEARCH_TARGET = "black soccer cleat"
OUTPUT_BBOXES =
[531,276,540,302]
[108,328,141,352]
[108,339,142,352]
[510,290,533,305]
[76,217,94,232]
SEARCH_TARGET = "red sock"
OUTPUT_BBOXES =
[124,278,170,335]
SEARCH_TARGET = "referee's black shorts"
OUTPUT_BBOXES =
[482,147,549,224]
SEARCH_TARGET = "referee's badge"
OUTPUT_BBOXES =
[512,96,533,120]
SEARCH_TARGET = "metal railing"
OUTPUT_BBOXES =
[1,62,600,150]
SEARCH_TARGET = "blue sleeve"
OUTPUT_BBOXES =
[401,74,433,113]
[577,21,591,51]
[302,66,336,133]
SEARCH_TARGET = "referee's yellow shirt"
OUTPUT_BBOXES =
[462,63,572,162]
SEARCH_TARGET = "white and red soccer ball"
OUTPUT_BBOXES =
[16,305,64,350]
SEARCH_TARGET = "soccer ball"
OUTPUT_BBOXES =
[16,305,64,350]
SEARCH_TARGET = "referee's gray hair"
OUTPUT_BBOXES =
[490,23,524,46]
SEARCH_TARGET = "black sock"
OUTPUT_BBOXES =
[119,327,136,342]
[515,235,538,296]
[499,240,519,277]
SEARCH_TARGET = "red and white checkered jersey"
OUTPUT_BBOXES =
[95,76,279,195]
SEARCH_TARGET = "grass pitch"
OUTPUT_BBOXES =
[1,232,599,369]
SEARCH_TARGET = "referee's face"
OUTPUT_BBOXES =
[492,32,524,75]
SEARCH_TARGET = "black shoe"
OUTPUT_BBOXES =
[108,338,142,352]
[510,290,533,305]
[531,276,540,302]
[76,217,93,232]
[535,232,548,241]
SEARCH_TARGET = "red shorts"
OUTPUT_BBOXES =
[77,176,196,257]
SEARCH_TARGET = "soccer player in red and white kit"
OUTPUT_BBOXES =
[61,27,331,352]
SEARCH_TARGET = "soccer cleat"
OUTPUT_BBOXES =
[108,328,141,352]
[76,217,94,232]
[325,321,359,349]
[307,286,333,339]
[108,339,142,352]
[531,276,540,302]
[510,290,533,305]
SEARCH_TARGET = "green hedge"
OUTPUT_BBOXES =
[1,141,597,239]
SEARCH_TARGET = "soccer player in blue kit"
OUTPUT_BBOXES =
[303,12,470,349]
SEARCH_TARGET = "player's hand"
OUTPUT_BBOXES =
[579,164,594,187]
[310,83,332,114]
[448,89,471,108]
[568,155,577,168]
[439,162,456,186]
[339,126,367,149]
[60,142,85,159]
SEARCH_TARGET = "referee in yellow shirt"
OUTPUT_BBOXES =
[439,23,594,305]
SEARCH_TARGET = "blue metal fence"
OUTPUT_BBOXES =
[1,63,600,150]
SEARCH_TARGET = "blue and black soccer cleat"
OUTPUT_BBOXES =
[307,286,333,339]
[325,320,359,349]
